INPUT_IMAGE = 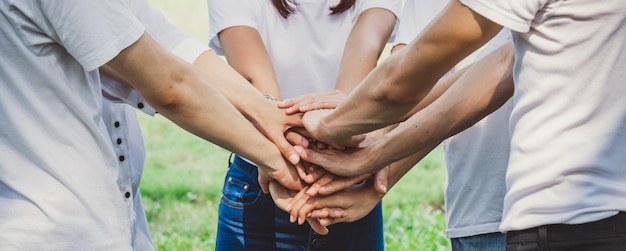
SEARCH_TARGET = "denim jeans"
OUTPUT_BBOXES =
[506,211,626,251]
[215,155,384,251]
[451,232,507,251]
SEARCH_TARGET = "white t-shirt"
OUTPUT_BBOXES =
[395,0,513,238]
[0,0,145,250]
[460,0,626,232]
[100,0,211,250]
[208,0,401,99]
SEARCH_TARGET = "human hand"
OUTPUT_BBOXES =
[252,99,304,165]
[256,156,305,193]
[306,166,389,196]
[304,128,389,195]
[287,180,384,227]
[293,134,386,177]
[301,109,365,147]
[269,181,345,235]
[278,90,346,115]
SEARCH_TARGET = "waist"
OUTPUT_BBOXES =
[231,155,259,177]
[507,211,626,243]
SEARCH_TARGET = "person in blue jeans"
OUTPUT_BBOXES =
[219,155,384,250]
[207,0,401,250]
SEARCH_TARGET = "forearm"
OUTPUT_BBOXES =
[317,0,503,139]
[105,33,283,169]
[377,43,515,166]
[192,49,278,125]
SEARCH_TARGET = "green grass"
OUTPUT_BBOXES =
[140,0,450,250]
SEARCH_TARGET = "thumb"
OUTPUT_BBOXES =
[273,133,301,165]
[258,172,271,194]
[373,166,389,195]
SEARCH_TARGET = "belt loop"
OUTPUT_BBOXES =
[538,226,548,250]
[228,152,235,166]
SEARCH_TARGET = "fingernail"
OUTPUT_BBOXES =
[294,146,303,153]
[286,203,292,211]
[289,154,300,165]
[290,214,295,223]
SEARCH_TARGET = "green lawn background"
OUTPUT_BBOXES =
[140,0,450,250]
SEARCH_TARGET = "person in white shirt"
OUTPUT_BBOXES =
[285,0,626,249]
[207,0,400,250]
[392,1,512,250]
[0,0,312,249]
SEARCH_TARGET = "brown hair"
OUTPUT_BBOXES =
[270,0,356,18]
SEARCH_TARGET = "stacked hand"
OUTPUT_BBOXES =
[252,90,391,235]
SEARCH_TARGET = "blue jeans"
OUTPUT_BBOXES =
[216,155,384,251]
[451,232,507,251]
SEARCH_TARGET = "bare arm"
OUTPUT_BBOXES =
[105,33,303,191]
[307,0,503,145]
[191,50,304,165]
[334,7,397,93]
[285,43,515,227]
[218,26,282,99]
[297,42,515,176]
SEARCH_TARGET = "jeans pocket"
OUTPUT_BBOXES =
[220,174,261,209]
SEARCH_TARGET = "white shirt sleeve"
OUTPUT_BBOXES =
[102,0,212,115]
[207,0,260,55]
[459,0,550,32]
[394,0,449,46]
[19,0,145,71]
[360,0,403,17]
[129,0,209,63]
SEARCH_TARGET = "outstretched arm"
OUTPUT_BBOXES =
[305,0,503,145]
[297,41,514,176]
[287,42,514,226]
[105,33,303,191]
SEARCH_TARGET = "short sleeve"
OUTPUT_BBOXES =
[459,0,550,33]
[207,0,259,55]
[360,0,402,18]
[394,0,449,46]
[9,0,145,71]
[101,74,157,116]
[129,0,210,63]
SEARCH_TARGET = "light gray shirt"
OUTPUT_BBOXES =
[0,0,144,249]
[394,0,512,238]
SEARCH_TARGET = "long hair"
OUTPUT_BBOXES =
[270,0,356,18]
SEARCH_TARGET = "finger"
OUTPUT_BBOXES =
[295,162,310,183]
[285,130,310,148]
[284,112,304,127]
[297,101,335,113]
[283,98,316,115]
[374,166,390,195]
[271,132,301,165]
[287,188,312,224]
[310,208,346,219]
[278,95,308,109]
[306,218,329,235]
[304,165,327,184]
[268,182,293,211]
[306,173,335,196]
[258,173,271,194]
[317,174,369,195]
[290,127,313,140]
